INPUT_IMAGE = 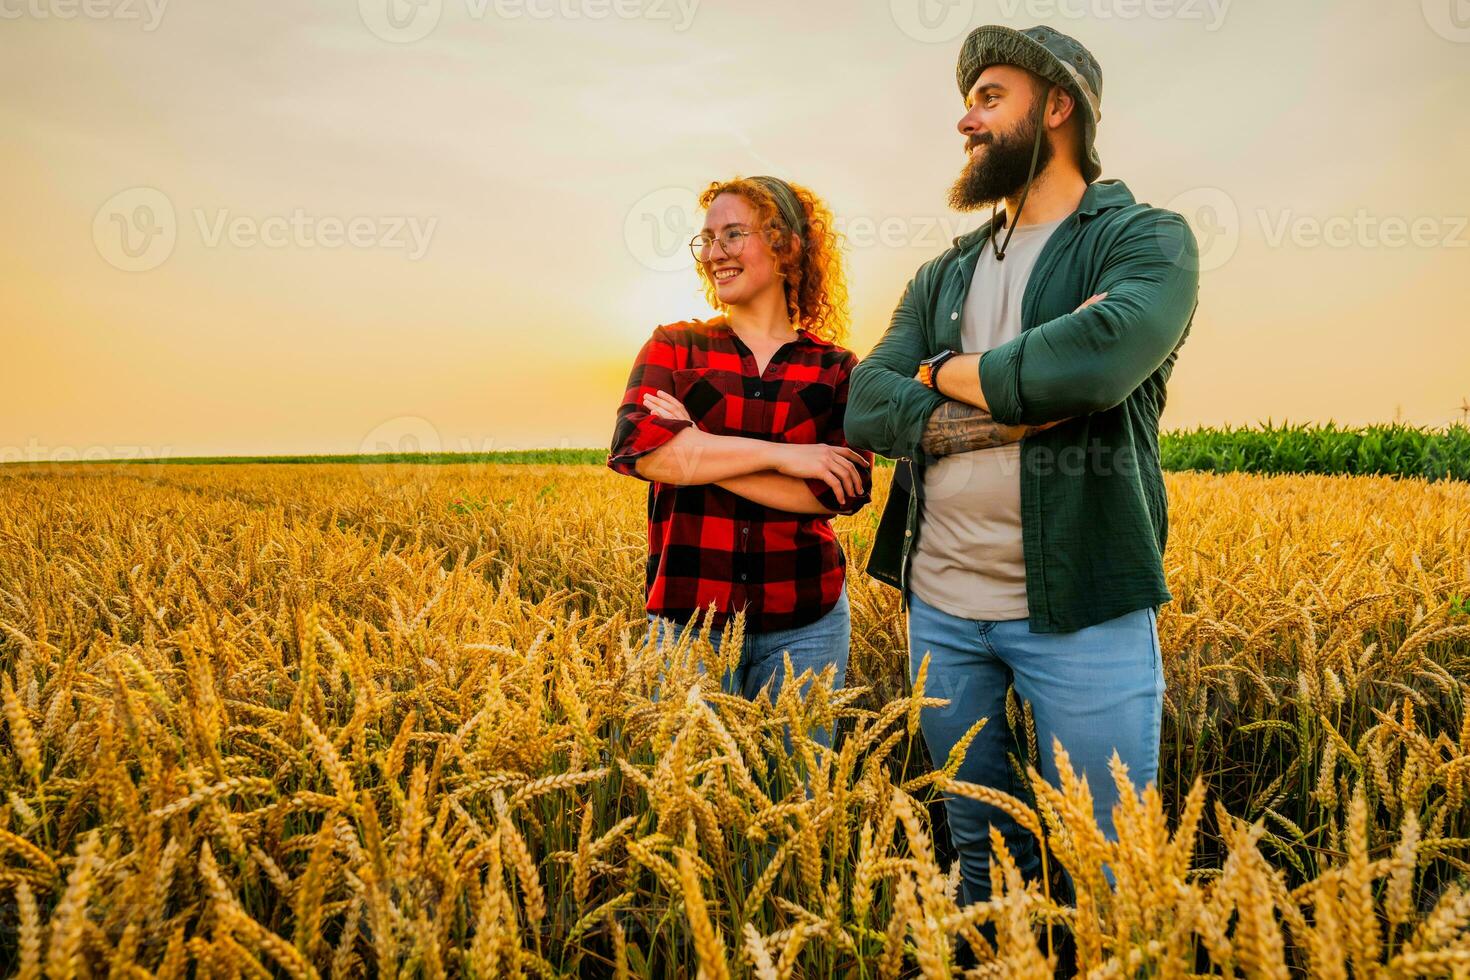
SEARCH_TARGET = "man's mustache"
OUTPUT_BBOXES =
[965,132,994,153]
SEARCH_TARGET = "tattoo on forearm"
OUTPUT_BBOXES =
[919,401,1028,458]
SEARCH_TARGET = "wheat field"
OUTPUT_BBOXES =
[0,461,1468,977]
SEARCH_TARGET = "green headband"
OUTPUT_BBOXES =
[748,175,807,238]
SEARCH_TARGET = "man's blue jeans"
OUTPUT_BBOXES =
[905,588,1164,907]
[645,589,850,758]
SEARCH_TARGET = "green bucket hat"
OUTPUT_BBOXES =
[956,24,1103,184]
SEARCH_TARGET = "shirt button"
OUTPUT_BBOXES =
[950,311,959,320]
[905,529,913,536]
[740,573,748,581]
[741,527,749,535]
[753,390,762,398]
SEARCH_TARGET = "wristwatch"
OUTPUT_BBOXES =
[917,348,959,391]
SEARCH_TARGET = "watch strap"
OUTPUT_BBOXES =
[921,349,958,390]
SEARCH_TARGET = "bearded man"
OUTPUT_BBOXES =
[844,24,1200,926]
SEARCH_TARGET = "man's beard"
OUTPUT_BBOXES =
[948,112,1054,212]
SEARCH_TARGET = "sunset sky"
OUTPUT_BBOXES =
[3,0,1467,460]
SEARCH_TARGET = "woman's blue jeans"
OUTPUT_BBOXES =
[905,588,1164,907]
[645,589,850,758]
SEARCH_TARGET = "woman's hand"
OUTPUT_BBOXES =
[642,389,869,503]
[771,442,870,506]
[642,390,693,424]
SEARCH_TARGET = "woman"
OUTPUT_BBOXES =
[607,175,872,755]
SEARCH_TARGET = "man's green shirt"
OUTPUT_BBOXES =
[845,179,1200,633]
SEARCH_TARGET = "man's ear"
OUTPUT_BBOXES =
[1047,86,1077,130]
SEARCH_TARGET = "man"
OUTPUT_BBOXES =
[844,24,1200,916]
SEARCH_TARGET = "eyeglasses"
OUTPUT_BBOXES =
[689,227,761,264]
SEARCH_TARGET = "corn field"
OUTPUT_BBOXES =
[1158,424,1470,482]
[0,462,1468,977]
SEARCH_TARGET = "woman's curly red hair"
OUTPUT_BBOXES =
[694,177,850,347]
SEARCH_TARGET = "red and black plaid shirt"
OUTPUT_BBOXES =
[607,316,873,634]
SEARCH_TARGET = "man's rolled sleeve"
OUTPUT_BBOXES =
[846,272,947,460]
[607,327,695,481]
[979,208,1199,425]
[976,341,1025,426]
[804,355,874,515]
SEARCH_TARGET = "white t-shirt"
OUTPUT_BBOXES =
[908,216,1066,621]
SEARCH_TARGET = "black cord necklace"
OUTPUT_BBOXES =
[989,83,1054,262]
